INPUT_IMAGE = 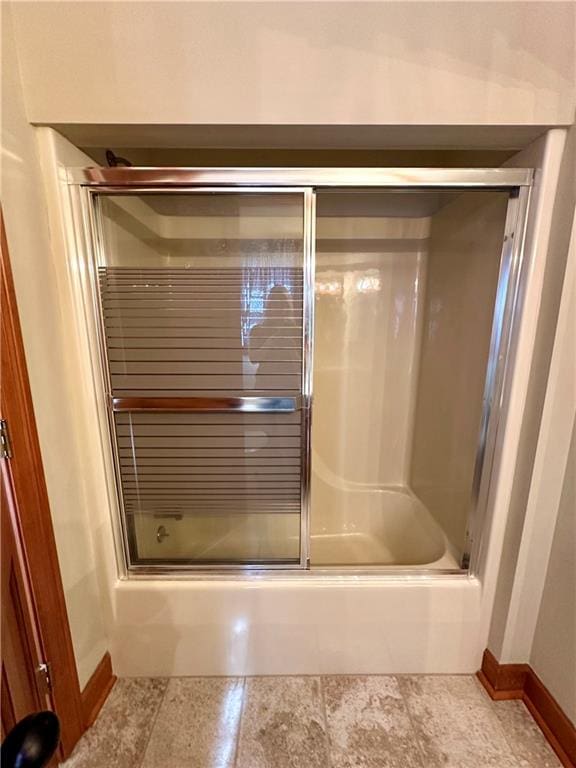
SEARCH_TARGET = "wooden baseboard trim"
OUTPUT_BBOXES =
[81,652,116,729]
[476,669,524,701]
[478,648,529,697]
[478,649,576,768]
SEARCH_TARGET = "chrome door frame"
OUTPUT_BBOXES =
[68,167,533,188]
[70,168,533,578]
[83,185,315,573]
[466,185,531,575]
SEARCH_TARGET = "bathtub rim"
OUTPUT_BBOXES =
[119,563,467,579]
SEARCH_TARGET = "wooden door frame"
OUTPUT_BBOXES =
[1,210,85,758]
[1,463,45,733]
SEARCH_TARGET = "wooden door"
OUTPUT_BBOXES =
[1,460,45,737]
[1,210,85,758]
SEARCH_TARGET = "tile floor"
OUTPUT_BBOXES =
[62,675,562,768]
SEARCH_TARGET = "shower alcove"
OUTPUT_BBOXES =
[71,167,531,576]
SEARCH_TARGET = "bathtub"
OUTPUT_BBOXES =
[133,480,458,570]
[112,465,475,678]
[110,570,481,677]
[310,459,460,569]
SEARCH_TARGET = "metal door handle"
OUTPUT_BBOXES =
[156,525,170,543]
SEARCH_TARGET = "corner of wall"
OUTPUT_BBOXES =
[34,128,121,679]
[478,128,568,658]
[485,126,574,665]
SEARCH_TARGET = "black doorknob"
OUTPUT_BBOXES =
[1,711,60,768]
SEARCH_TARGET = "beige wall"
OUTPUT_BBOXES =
[9,2,575,127]
[492,200,574,700]
[488,128,575,660]
[1,7,108,687]
[530,422,576,725]
[410,192,509,554]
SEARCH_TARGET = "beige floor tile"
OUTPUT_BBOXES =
[323,675,423,768]
[62,674,563,768]
[62,677,168,768]
[493,699,563,767]
[235,676,329,768]
[398,675,521,768]
[141,677,244,768]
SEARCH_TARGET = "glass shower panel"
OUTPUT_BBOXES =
[96,193,307,566]
[311,190,510,568]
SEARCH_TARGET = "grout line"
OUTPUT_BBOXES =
[471,675,526,767]
[231,677,247,768]
[138,678,170,768]
[485,694,537,768]
[318,676,333,768]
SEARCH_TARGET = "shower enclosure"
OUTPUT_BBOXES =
[72,167,531,574]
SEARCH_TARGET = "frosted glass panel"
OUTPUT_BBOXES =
[96,193,306,566]
[100,265,302,396]
[117,411,302,564]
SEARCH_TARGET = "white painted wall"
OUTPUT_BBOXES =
[476,129,568,653]
[1,7,109,688]
[530,423,576,725]
[494,209,575,667]
[10,1,576,127]
[488,126,576,661]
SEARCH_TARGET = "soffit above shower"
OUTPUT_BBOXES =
[50,125,550,156]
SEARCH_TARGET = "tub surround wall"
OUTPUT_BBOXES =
[100,198,165,267]
[410,192,509,556]
[312,216,428,489]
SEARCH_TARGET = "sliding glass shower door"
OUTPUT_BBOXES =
[93,191,313,568]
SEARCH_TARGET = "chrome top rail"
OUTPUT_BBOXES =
[111,396,301,412]
[67,167,534,189]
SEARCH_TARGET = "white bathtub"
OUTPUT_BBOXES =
[310,461,460,569]
[111,464,475,678]
[110,573,481,677]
